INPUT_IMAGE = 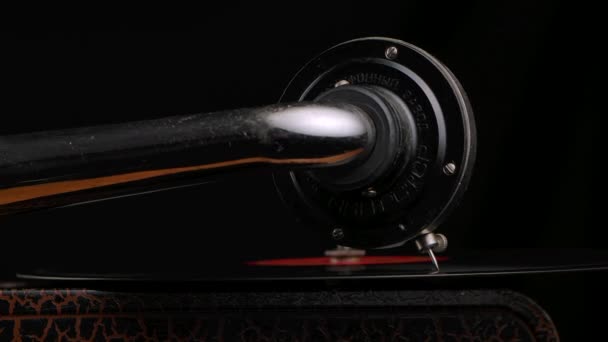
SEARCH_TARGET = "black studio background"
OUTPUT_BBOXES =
[0,1,605,339]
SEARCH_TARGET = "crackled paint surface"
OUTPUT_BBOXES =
[0,289,558,341]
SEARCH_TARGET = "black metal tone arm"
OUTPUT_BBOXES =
[0,99,375,215]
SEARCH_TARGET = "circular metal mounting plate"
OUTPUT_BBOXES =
[274,37,476,249]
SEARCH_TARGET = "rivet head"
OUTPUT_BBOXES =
[443,162,456,175]
[362,187,377,198]
[385,46,399,60]
[334,80,350,87]
[332,228,345,240]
